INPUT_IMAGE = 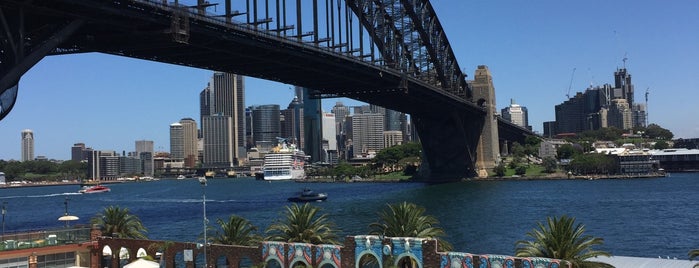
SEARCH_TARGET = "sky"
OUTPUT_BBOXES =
[1,0,698,161]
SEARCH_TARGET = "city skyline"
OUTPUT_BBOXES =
[1,0,698,160]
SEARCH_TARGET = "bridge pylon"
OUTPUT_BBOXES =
[471,65,501,176]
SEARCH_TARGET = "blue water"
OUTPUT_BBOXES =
[1,173,697,259]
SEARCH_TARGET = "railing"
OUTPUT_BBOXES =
[0,226,92,251]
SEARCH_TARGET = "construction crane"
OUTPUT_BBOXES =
[566,68,577,99]
[645,87,650,126]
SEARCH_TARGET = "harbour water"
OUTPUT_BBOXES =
[1,173,697,259]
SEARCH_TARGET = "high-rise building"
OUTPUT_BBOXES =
[179,118,198,168]
[608,99,632,130]
[200,72,246,165]
[321,112,337,163]
[351,112,384,158]
[169,122,184,160]
[280,96,304,147]
[135,140,154,176]
[71,143,86,162]
[202,114,234,168]
[251,104,281,152]
[554,92,587,134]
[501,99,530,130]
[614,68,634,106]
[21,129,34,162]
[383,130,403,148]
[302,88,323,162]
[632,104,647,128]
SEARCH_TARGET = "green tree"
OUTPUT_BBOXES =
[265,203,339,245]
[644,124,674,140]
[493,162,506,177]
[653,140,669,150]
[515,165,527,176]
[211,215,261,246]
[515,215,612,268]
[369,202,452,251]
[91,206,148,239]
[542,157,558,173]
[557,144,580,160]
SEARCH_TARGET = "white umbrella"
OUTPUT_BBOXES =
[123,258,159,268]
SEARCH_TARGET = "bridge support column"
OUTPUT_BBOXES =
[0,7,83,119]
[471,65,501,176]
[413,111,484,181]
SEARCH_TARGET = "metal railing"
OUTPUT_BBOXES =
[0,226,92,251]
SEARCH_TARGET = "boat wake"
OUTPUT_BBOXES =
[2,192,82,199]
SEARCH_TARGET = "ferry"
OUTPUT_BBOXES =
[79,184,110,194]
[262,139,307,181]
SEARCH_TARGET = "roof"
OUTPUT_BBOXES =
[590,256,699,268]
[650,148,699,156]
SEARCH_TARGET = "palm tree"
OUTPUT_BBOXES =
[91,206,148,239]
[265,203,339,245]
[369,201,452,251]
[211,215,262,246]
[514,215,613,268]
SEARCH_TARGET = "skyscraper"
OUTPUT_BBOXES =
[200,72,246,165]
[501,99,530,130]
[614,68,634,106]
[280,96,304,147]
[179,118,198,168]
[202,114,234,168]
[135,140,154,176]
[302,87,323,162]
[252,104,281,152]
[71,143,86,162]
[21,129,34,162]
[351,112,384,158]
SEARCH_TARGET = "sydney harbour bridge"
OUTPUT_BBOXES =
[0,0,533,180]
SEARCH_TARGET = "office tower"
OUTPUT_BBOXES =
[179,118,198,168]
[169,122,184,160]
[332,102,350,158]
[281,96,304,147]
[202,114,234,168]
[542,121,556,138]
[384,109,402,132]
[351,112,384,158]
[614,68,634,106]
[554,92,586,134]
[21,129,34,162]
[302,87,323,162]
[501,99,530,129]
[251,104,281,152]
[321,112,337,163]
[632,104,647,128]
[71,143,86,162]
[384,130,403,148]
[200,72,246,165]
[245,107,254,149]
[608,99,632,130]
[470,65,500,170]
[135,140,154,176]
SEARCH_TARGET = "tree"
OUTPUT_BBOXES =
[644,124,674,140]
[515,165,527,176]
[515,215,612,268]
[369,202,452,251]
[542,157,558,173]
[653,140,669,150]
[211,215,262,246]
[265,203,339,245]
[493,162,506,177]
[91,206,148,239]
[557,144,580,160]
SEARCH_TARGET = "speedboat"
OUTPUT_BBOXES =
[287,188,327,202]
[79,185,111,194]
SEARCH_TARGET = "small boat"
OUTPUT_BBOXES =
[79,185,111,194]
[287,188,327,202]
[205,171,215,179]
[176,175,186,180]
[227,170,237,178]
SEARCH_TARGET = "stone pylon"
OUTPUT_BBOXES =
[471,65,500,177]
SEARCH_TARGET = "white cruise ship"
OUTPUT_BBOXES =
[262,140,307,181]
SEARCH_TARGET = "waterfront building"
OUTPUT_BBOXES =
[200,72,246,166]
[169,122,184,161]
[351,112,384,158]
[179,118,198,168]
[251,104,281,152]
[501,99,530,130]
[71,143,86,162]
[135,140,154,176]
[650,148,699,172]
[202,114,234,168]
[21,129,34,162]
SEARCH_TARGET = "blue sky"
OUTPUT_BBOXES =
[1,0,697,161]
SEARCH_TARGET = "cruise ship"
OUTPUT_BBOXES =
[262,139,307,180]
